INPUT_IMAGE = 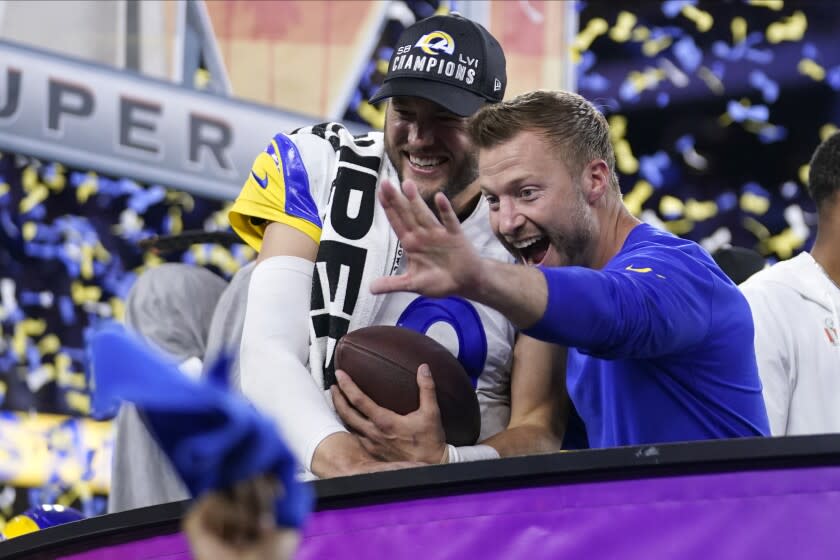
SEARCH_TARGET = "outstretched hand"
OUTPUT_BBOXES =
[370,179,483,299]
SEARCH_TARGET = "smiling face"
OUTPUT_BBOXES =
[480,130,599,268]
[384,97,479,206]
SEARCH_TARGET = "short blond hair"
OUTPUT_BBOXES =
[469,90,620,192]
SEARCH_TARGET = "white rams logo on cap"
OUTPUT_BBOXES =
[414,31,456,56]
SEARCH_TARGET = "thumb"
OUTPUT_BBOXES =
[416,364,440,414]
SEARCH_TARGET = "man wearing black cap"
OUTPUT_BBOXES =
[225,12,567,479]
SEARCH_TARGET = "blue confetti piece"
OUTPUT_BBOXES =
[656,92,670,107]
[675,134,695,154]
[618,79,641,102]
[742,182,771,198]
[639,151,671,188]
[727,100,769,123]
[745,48,773,65]
[649,26,685,41]
[21,204,47,221]
[25,243,58,260]
[758,125,788,144]
[578,51,596,73]
[26,340,41,370]
[673,36,702,72]
[580,74,610,92]
[780,181,799,199]
[127,185,166,214]
[802,42,819,60]
[748,70,779,103]
[716,192,738,213]
[181,251,197,266]
[827,66,840,90]
[59,295,76,325]
[662,0,694,18]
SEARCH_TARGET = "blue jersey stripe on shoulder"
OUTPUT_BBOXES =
[272,133,322,229]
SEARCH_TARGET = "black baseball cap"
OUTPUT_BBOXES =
[370,13,507,117]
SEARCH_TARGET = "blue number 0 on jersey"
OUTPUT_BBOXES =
[396,296,487,387]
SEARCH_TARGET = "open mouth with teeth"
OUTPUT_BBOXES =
[406,153,448,173]
[513,236,551,266]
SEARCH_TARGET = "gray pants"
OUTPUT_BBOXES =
[107,261,255,513]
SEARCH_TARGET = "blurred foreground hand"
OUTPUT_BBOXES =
[183,475,300,560]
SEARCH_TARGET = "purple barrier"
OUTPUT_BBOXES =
[55,464,840,560]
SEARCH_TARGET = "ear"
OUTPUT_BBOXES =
[580,160,611,205]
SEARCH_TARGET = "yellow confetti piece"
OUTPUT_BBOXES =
[743,216,771,240]
[610,11,637,43]
[684,199,719,221]
[642,36,673,57]
[57,368,87,390]
[664,218,695,235]
[631,26,650,42]
[659,195,685,217]
[22,166,39,192]
[0,381,6,397]
[65,390,91,415]
[194,68,211,90]
[357,100,386,131]
[798,59,825,81]
[76,173,99,204]
[21,318,47,336]
[731,17,748,43]
[748,0,784,10]
[799,163,809,185]
[572,18,609,61]
[94,242,111,263]
[19,185,48,214]
[376,59,389,75]
[190,244,208,266]
[819,124,839,141]
[628,186,661,216]
[165,191,196,212]
[608,115,628,139]
[37,334,60,355]
[167,206,184,235]
[210,246,240,276]
[766,11,807,44]
[682,4,714,32]
[71,281,102,304]
[144,252,164,269]
[22,222,37,242]
[80,244,94,280]
[238,244,257,262]
[0,182,9,196]
[614,139,639,174]
[627,68,666,95]
[763,227,806,259]
[110,297,125,323]
[740,192,771,215]
[698,66,725,95]
[44,163,66,191]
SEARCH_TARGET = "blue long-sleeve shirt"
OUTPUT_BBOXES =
[524,223,770,448]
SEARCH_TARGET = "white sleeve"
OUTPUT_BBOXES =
[741,281,794,435]
[239,255,347,471]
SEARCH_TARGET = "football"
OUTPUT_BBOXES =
[334,325,481,446]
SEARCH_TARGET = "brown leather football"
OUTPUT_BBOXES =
[334,325,481,446]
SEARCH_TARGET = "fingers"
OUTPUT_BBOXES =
[378,178,443,241]
[331,380,375,435]
[378,179,419,238]
[416,364,441,416]
[435,193,462,234]
[369,274,412,295]
[333,370,398,435]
